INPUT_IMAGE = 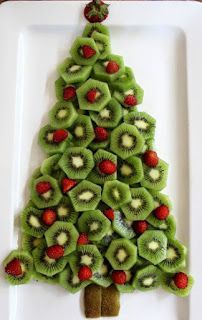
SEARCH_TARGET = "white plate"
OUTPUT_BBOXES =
[0,1,202,319]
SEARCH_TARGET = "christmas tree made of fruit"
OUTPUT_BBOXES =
[3,1,193,318]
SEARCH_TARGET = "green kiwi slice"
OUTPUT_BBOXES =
[69,244,103,273]
[161,272,194,297]
[33,241,68,276]
[141,159,169,191]
[112,67,135,91]
[31,175,62,209]
[59,265,91,293]
[110,123,145,159]
[90,98,122,128]
[58,58,92,84]
[29,167,42,188]
[76,78,111,111]
[49,101,78,129]
[92,260,112,288]
[82,23,110,37]
[21,206,47,238]
[114,83,144,108]
[101,285,120,317]
[102,180,132,209]
[93,54,125,82]
[32,268,59,284]
[3,250,33,285]
[22,234,43,253]
[70,37,99,66]
[89,137,110,151]
[78,210,111,241]
[105,238,137,270]
[91,31,111,59]
[121,187,154,221]
[112,211,135,239]
[87,149,117,185]
[58,147,94,179]
[118,156,144,185]
[55,196,78,223]
[116,270,135,293]
[55,77,78,102]
[45,221,79,256]
[124,111,156,140]
[71,115,95,147]
[132,265,161,291]
[41,154,61,179]
[137,230,167,265]
[161,215,176,238]
[99,227,119,247]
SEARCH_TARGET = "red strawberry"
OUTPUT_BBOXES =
[36,181,51,194]
[104,208,115,221]
[42,209,57,226]
[84,0,109,23]
[5,259,22,277]
[61,178,77,193]
[63,86,76,101]
[133,220,148,234]
[153,205,169,220]
[112,270,126,285]
[98,160,117,175]
[78,265,92,281]
[143,150,159,167]
[106,61,119,74]
[82,45,96,59]
[94,127,109,142]
[173,272,188,289]
[77,233,89,245]
[46,245,64,260]
[124,95,137,107]
[53,129,68,143]
[86,89,97,103]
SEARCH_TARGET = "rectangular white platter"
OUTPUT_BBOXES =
[0,1,202,319]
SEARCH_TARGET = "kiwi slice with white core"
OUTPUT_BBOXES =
[133,265,161,291]
[102,180,132,209]
[58,58,92,84]
[124,111,156,140]
[59,265,91,293]
[118,156,144,185]
[141,159,169,191]
[21,206,47,238]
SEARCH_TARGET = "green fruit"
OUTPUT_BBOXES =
[21,206,47,238]
[99,227,119,247]
[141,159,169,191]
[59,265,91,293]
[93,54,125,82]
[117,156,143,185]
[71,115,95,147]
[22,234,43,253]
[147,191,172,228]
[114,83,144,108]
[112,67,135,91]
[89,137,110,151]
[41,154,61,179]
[124,111,156,140]
[91,31,111,59]
[55,196,78,223]
[55,77,78,102]
[161,272,194,297]
[102,180,132,209]
[82,23,110,37]
[58,58,92,84]
[70,37,99,65]
[132,265,161,291]
[112,211,135,239]
[29,167,42,188]
[116,270,135,293]
[32,268,59,285]
[49,101,78,129]
[92,260,112,288]
[161,215,176,238]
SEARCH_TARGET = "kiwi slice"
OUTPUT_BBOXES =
[3,250,33,285]
[114,83,144,108]
[90,98,122,128]
[71,115,95,147]
[89,137,110,151]
[137,230,167,265]
[101,285,120,317]
[118,156,143,185]
[102,180,132,209]
[70,37,99,66]
[99,227,119,247]
[161,215,176,238]
[124,111,156,140]
[58,58,92,84]
[59,265,91,293]
[133,265,161,291]
[22,233,43,253]
[112,211,135,239]
[55,196,78,223]
[105,238,137,270]
[38,125,71,155]
[141,159,169,191]
[82,23,110,37]
[87,149,117,185]
[49,101,78,129]
[93,54,125,82]
[45,221,79,256]
[84,284,102,318]
[147,191,172,228]
[92,260,112,288]
[161,272,194,297]
[58,147,94,180]
[121,187,154,221]
[78,210,111,241]
[21,206,47,238]
[112,66,135,91]
[33,241,68,276]
[69,180,101,212]
[116,270,135,293]
[29,167,42,188]
[41,154,61,179]
[91,31,111,60]
[110,123,145,159]
[31,175,62,209]
[69,244,103,273]
[55,77,78,102]
[32,268,59,285]
[76,78,111,111]
[158,238,186,273]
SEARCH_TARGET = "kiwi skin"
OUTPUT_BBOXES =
[84,284,102,318]
[101,285,120,317]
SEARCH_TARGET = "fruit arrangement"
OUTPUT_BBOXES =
[3,1,193,318]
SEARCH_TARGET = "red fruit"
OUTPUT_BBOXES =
[124,95,137,107]
[61,178,77,193]
[78,265,92,281]
[5,259,22,277]
[104,208,115,221]
[133,220,148,234]
[46,245,64,260]
[112,270,126,285]
[36,181,51,194]
[86,89,97,103]
[98,160,117,175]
[94,127,109,142]
[84,0,109,23]
[82,45,96,59]
[77,233,89,245]
[143,150,159,167]
[106,61,119,74]
[63,86,76,101]
[153,205,169,220]
[53,129,68,143]
[173,272,188,289]
[42,209,57,226]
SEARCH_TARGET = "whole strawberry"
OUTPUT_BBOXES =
[124,95,137,107]
[5,259,22,277]
[143,150,159,167]
[104,208,115,221]
[94,127,109,142]
[82,45,96,59]
[98,160,117,175]
[86,89,97,103]
[36,181,52,194]
[53,129,68,143]
[106,61,119,74]
[61,178,77,193]
[173,272,188,289]
[153,205,169,220]
[46,245,64,260]
[77,233,89,245]
[78,265,92,281]
[133,220,148,234]
[112,270,126,285]
[42,208,57,226]
[84,0,109,23]
[63,86,76,101]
